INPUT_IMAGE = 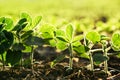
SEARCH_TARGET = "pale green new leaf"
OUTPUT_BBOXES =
[111,32,120,51]
[86,31,100,43]
[66,24,74,41]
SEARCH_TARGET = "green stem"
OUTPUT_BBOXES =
[1,54,5,71]
[30,46,34,70]
[68,43,73,69]
[89,51,94,71]
[103,45,108,74]
[90,49,103,53]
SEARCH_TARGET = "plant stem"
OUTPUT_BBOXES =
[102,44,108,74]
[90,49,103,53]
[1,54,5,71]
[30,46,34,70]
[68,43,73,69]
[89,51,94,71]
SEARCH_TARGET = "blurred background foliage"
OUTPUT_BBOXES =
[0,0,120,33]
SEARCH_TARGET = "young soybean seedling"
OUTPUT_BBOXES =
[86,31,101,71]
[52,24,83,70]
[0,17,14,70]
[86,31,109,73]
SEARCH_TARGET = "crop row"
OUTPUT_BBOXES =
[0,13,120,74]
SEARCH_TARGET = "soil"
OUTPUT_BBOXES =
[0,46,120,80]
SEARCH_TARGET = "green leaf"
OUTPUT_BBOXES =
[12,18,27,31]
[21,30,33,39]
[86,31,101,43]
[56,36,68,43]
[4,18,13,31]
[74,45,89,54]
[111,32,120,51]
[40,24,55,39]
[55,29,65,37]
[32,16,42,28]
[0,17,5,23]
[0,30,14,54]
[72,35,83,43]
[20,12,32,26]
[56,40,67,50]
[0,23,5,32]
[50,54,65,68]
[23,36,44,46]
[6,50,22,65]
[101,35,110,40]
[12,43,25,51]
[16,23,28,33]
[66,24,74,41]
[93,54,108,65]
[72,41,81,47]
[49,39,56,47]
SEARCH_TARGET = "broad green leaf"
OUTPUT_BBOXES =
[0,30,14,54]
[74,45,89,54]
[0,17,13,31]
[0,17,5,23]
[40,24,55,39]
[66,24,74,41]
[50,54,65,68]
[55,29,65,37]
[111,32,120,51]
[49,39,56,47]
[23,36,44,46]
[4,18,13,31]
[86,31,101,43]
[0,24,5,32]
[12,18,27,31]
[72,35,83,43]
[22,46,32,52]
[16,23,28,33]
[56,36,68,43]
[6,50,22,65]
[32,16,42,28]
[56,40,67,50]
[93,54,108,65]
[41,32,53,39]
[20,12,32,26]
[21,30,33,39]
[12,43,25,51]
[72,41,81,47]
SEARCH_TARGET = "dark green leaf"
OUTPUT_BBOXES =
[12,43,25,51]
[23,36,44,46]
[12,18,27,31]
[93,54,108,65]
[51,54,65,68]
[0,30,14,54]
[21,30,33,39]
[6,50,22,65]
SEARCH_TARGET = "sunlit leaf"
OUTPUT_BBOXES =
[66,24,74,41]
[86,31,100,43]
[111,32,120,51]
[20,12,32,26]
